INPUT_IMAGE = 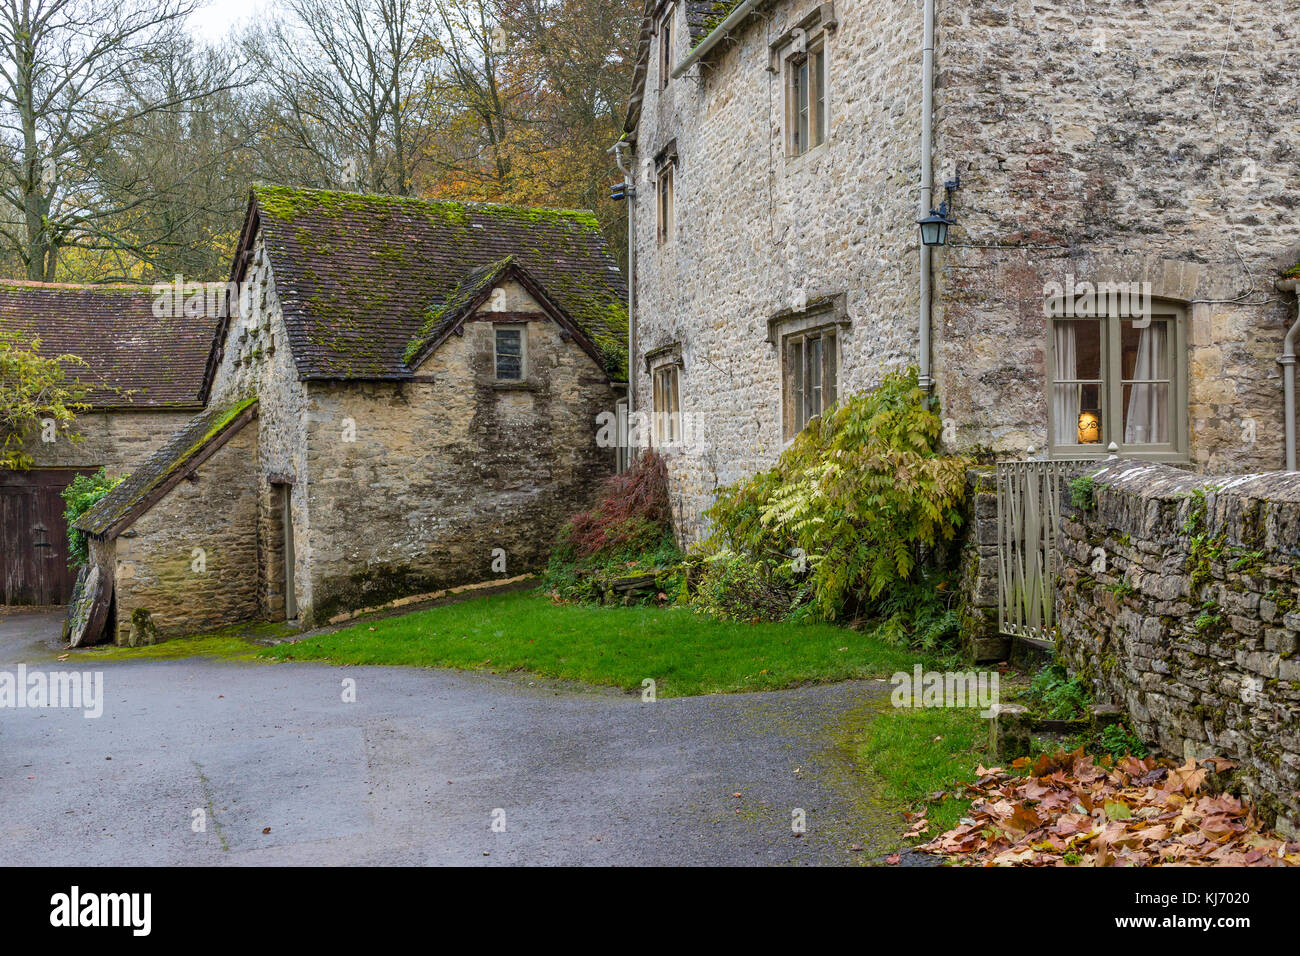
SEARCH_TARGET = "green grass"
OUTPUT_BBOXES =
[258,589,923,697]
[853,705,992,834]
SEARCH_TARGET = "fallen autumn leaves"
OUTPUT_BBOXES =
[915,749,1300,867]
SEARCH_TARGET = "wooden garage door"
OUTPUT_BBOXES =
[0,468,92,605]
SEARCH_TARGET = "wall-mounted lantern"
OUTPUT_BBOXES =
[918,173,961,247]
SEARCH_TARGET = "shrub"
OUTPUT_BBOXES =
[701,368,969,623]
[690,549,809,623]
[545,451,680,603]
[554,451,672,562]
[61,467,123,566]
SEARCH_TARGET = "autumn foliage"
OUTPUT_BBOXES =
[558,450,672,561]
[917,749,1300,867]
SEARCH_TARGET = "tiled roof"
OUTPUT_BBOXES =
[403,256,517,366]
[74,398,258,538]
[246,185,629,381]
[0,281,220,409]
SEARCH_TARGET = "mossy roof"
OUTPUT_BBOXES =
[403,256,517,366]
[248,185,628,380]
[74,398,258,538]
[0,280,220,409]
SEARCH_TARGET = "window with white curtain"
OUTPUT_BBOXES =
[1047,305,1186,458]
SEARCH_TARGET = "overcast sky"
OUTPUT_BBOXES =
[188,0,273,42]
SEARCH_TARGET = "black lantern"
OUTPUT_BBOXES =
[918,173,960,247]
[918,205,953,247]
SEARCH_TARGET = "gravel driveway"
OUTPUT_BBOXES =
[0,608,901,866]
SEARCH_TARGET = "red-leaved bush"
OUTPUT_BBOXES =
[560,451,672,560]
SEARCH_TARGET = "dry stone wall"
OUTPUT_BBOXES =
[1057,459,1300,835]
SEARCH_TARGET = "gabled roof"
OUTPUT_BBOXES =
[0,280,220,409]
[234,185,628,381]
[402,255,613,372]
[74,398,258,540]
[625,0,744,136]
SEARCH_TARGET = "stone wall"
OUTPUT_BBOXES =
[21,408,199,477]
[301,280,618,624]
[957,467,1006,660]
[110,420,262,642]
[632,0,925,540]
[207,231,313,619]
[1057,459,1300,834]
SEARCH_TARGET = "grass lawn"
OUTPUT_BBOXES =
[853,703,994,834]
[259,589,925,697]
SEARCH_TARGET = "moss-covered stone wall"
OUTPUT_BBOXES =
[1057,459,1300,835]
[300,280,618,624]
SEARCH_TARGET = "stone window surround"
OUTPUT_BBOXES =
[654,140,678,246]
[655,1,674,91]
[642,340,683,375]
[646,343,683,451]
[768,3,838,165]
[1045,298,1190,463]
[769,294,847,443]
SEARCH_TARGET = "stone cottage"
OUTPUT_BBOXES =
[623,0,1300,532]
[622,0,1300,828]
[72,185,628,643]
[0,281,220,604]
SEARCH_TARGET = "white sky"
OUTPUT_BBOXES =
[187,0,275,42]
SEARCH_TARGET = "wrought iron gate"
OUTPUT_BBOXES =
[996,460,1087,640]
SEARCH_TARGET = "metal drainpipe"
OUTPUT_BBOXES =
[611,141,636,416]
[918,0,936,393]
[1277,277,1299,471]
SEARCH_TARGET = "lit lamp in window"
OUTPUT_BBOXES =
[1077,411,1102,444]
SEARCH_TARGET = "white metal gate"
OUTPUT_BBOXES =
[996,460,1087,640]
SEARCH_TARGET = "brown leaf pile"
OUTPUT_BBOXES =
[918,749,1300,867]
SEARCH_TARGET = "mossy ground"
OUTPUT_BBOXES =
[80,619,298,663]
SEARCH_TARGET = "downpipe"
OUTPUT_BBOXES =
[610,140,636,416]
[1277,277,1299,471]
[918,0,936,394]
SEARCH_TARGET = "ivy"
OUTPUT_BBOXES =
[61,468,123,567]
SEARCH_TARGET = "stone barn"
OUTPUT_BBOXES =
[0,281,220,605]
[72,185,627,643]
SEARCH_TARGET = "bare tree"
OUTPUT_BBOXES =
[0,0,245,279]
[247,0,442,196]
